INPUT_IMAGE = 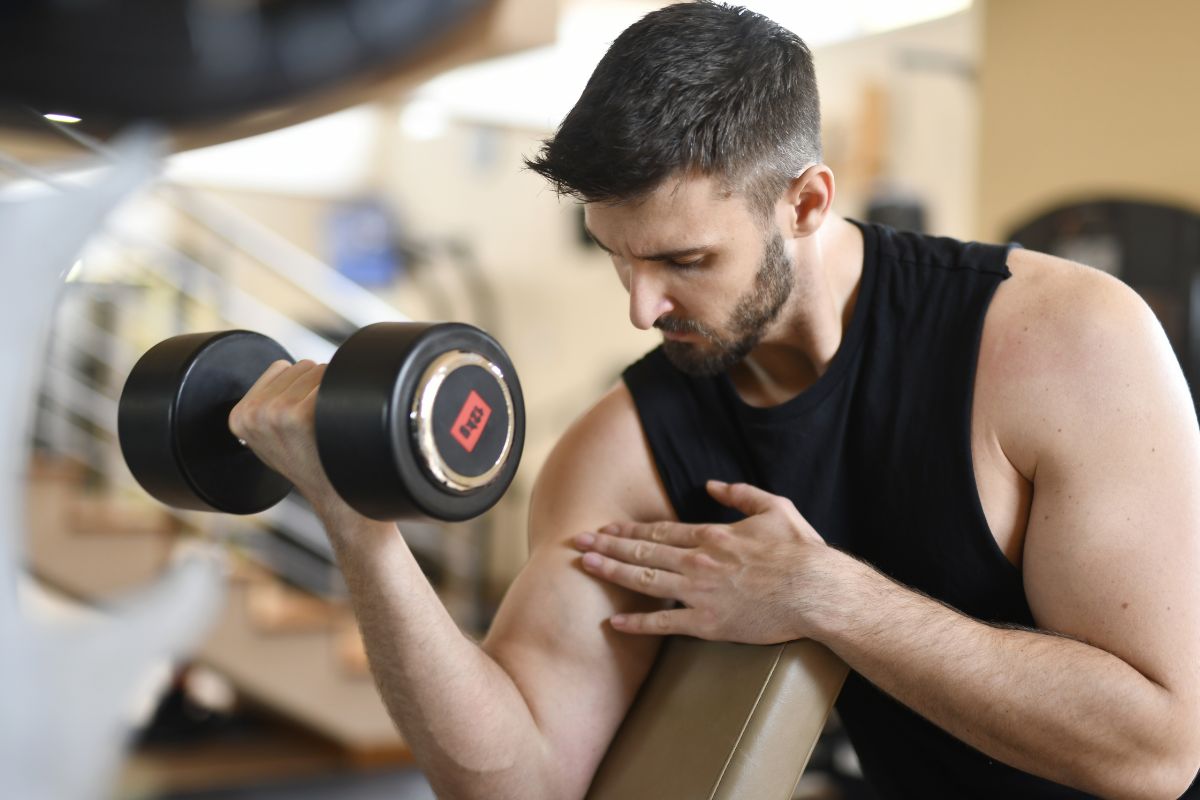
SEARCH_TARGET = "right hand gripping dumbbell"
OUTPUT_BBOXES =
[117,322,524,522]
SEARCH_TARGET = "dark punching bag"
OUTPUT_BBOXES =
[0,0,487,135]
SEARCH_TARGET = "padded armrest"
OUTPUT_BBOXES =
[586,637,848,800]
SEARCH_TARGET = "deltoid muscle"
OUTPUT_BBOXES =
[0,131,224,800]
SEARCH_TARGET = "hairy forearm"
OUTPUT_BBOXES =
[317,501,553,799]
[816,556,1182,799]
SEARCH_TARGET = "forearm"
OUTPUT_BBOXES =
[816,555,1180,799]
[317,499,553,799]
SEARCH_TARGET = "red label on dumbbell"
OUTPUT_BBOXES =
[450,390,492,453]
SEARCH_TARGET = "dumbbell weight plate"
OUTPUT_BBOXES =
[315,322,524,522]
[118,330,295,514]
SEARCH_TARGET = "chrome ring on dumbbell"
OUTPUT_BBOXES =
[411,350,516,493]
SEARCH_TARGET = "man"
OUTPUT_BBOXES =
[229,2,1200,798]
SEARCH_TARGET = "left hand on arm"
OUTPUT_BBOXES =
[573,479,855,643]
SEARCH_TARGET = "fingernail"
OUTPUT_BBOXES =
[575,532,595,548]
[582,552,603,568]
[599,524,619,534]
[611,615,627,626]
[709,479,727,487]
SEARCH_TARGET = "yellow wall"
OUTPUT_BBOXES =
[978,0,1200,241]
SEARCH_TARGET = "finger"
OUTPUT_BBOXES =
[579,551,685,600]
[277,362,325,404]
[241,359,293,401]
[706,479,777,516]
[600,520,701,548]
[229,360,293,437]
[574,531,687,573]
[241,359,312,406]
[230,361,317,438]
[262,360,320,400]
[610,608,700,637]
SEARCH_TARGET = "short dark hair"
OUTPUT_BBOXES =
[525,1,821,218]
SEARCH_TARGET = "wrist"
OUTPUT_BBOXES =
[805,548,878,643]
[309,487,396,543]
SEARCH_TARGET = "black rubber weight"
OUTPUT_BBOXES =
[315,321,524,522]
[118,330,295,514]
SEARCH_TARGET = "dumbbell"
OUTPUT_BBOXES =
[117,322,524,522]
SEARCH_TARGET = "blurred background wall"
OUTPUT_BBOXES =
[979,0,1200,241]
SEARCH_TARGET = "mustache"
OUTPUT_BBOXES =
[654,316,709,336]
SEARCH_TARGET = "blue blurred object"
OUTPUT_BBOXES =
[327,200,404,288]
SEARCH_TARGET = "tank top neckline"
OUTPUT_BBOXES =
[716,218,878,422]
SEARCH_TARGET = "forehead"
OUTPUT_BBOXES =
[583,173,757,247]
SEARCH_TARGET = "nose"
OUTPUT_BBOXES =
[627,264,674,331]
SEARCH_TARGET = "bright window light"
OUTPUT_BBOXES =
[409,0,974,133]
[399,99,450,141]
[166,106,380,195]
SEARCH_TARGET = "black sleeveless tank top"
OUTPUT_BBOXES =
[621,220,1098,798]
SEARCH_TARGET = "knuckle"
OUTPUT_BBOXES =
[633,541,654,561]
[273,402,309,430]
[652,612,670,632]
[241,403,267,431]
[650,523,669,543]
[637,567,657,587]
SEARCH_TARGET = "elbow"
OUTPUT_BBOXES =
[1148,699,1200,800]
[1112,757,1199,800]
[1103,730,1200,800]
[1121,690,1200,800]
[1144,751,1200,800]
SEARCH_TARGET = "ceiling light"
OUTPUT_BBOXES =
[43,113,82,124]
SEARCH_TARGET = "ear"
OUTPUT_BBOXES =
[777,164,835,237]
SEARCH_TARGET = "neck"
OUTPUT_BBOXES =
[733,215,865,406]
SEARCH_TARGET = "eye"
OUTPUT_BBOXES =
[668,257,705,271]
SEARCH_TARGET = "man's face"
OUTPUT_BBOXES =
[656,230,792,375]
[584,174,795,376]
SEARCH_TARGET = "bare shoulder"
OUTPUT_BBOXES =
[976,247,1190,478]
[982,251,1200,740]
[479,382,674,796]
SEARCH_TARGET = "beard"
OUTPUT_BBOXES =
[657,230,794,376]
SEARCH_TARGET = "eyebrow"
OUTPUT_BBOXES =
[583,224,715,262]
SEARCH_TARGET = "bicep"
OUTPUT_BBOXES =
[480,385,674,793]
[1020,286,1200,695]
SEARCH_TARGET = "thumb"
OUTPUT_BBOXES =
[706,480,777,516]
